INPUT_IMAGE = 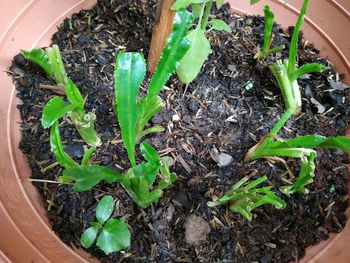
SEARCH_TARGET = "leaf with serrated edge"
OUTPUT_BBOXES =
[140,142,160,164]
[96,196,114,224]
[42,97,77,128]
[114,52,146,167]
[96,219,131,254]
[176,27,212,84]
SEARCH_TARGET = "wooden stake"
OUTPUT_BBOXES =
[147,0,176,73]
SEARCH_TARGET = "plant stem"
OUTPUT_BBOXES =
[200,1,213,31]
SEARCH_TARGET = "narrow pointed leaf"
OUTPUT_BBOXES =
[80,226,99,249]
[96,219,131,254]
[96,195,114,224]
[176,27,212,84]
[114,52,146,167]
[50,121,78,168]
[42,97,77,128]
[148,10,194,97]
[66,78,85,110]
[60,165,123,191]
[137,95,164,135]
[140,142,160,164]
[262,5,274,51]
[290,63,329,82]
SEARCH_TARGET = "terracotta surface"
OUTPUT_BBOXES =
[0,0,348,262]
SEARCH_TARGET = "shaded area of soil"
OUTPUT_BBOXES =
[11,1,349,262]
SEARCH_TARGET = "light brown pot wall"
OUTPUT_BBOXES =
[0,0,348,262]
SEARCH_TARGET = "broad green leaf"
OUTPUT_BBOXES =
[262,5,274,52]
[140,142,160,164]
[66,78,84,110]
[80,226,99,249]
[210,19,232,32]
[176,27,212,84]
[147,10,193,97]
[96,195,114,224]
[290,63,329,82]
[96,219,131,254]
[42,96,77,128]
[114,52,146,167]
[216,0,224,9]
[50,121,78,168]
[171,0,210,10]
[21,48,53,77]
[60,165,123,191]
[288,0,309,75]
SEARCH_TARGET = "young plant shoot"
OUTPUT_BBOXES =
[254,5,285,60]
[80,195,131,254]
[171,0,232,84]
[22,45,101,147]
[208,176,286,220]
[62,11,192,208]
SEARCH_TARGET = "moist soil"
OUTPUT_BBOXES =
[11,0,350,262]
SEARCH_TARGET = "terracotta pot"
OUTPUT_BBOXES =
[0,0,348,262]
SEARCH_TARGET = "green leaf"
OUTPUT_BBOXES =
[250,0,261,4]
[288,0,309,75]
[50,121,78,168]
[133,162,159,186]
[216,0,224,9]
[137,95,164,135]
[96,195,114,224]
[210,19,232,32]
[60,165,123,191]
[290,63,329,82]
[262,5,274,52]
[171,0,210,10]
[114,52,146,167]
[148,10,193,97]
[140,142,160,164]
[21,48,53,77]
[66,78,85,110]
[80,226,99,249]
[176,27,212,84]
[42,97,77,128]
[46,45,67,84]
[191,3,202,17]
[81,147,95,166]
[96,219,131,254]
[269,135,350,152]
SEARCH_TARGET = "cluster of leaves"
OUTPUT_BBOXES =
[80,196,130,254]
[209,0,350,217]
[22,45,101,147]
[171,0,232,84]
[208,176,286,220]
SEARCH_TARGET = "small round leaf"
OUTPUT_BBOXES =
[80,226,98,249]
[96,195,114,223]
[96,219,131,254]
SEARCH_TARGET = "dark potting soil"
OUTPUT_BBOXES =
[10,0,350,262]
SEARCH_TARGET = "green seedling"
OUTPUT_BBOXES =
[208,175,286,220]
[80,195,131,254]
[22,45,101,147]
[254,5,285,60]
[171,0,231,84]
[267,0,329,128]
[61,11,192,207]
